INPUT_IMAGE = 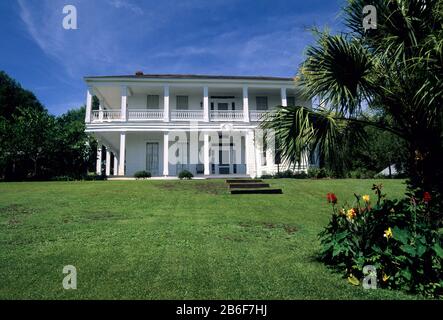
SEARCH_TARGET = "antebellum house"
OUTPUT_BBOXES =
[84,73,316,178]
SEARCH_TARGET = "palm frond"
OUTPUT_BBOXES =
[261,106,367,172]
[299,32,375,116]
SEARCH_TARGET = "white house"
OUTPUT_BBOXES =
[84,73,316,178]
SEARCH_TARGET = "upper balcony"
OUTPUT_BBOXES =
[84,74,309,125]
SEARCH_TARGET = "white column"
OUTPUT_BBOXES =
[96,144,102,175]
[113,154,118,176]
[99,102,104,121]
[204,133,210,175]
[121,86,128,121]
[105,148,111,176]
[203,86,209,122]
[118,132,126,176]
[255,130,263,178]
[266,129,276,173]
[245,130,256,177]
[163,85,170,122]
[243,85,249,122]
[85,86,93,123]
[281,87,287,107]
[163,132,169,176]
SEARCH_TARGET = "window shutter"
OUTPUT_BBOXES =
[287,96,296,106]
[147,95,159,109]
[176,96,189,110]
[256,96,268,110]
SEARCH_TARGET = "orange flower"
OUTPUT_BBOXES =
[346,208,356,220]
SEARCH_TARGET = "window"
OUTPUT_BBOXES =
[287,96,296,106]
[176,95,189,110]
[256,96,268,110]
[147,95,159,109]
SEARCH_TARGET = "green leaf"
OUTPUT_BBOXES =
[400,244,417,257]
[433,243,443,259]
[392,227,410,244]
[335,231,348,241]
[348,274,360,286]
[415,243,427,257]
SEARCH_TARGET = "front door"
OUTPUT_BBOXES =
[146,142,159,176]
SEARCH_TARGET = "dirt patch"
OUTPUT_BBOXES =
[157,181,225,195]
[262,222,276,229]
[87,211,116,221]
[239,221,298,235]
[192,182,225,195]
[157,183,179,191]
[0,204,37,216]
[283,224,298,234]
[8,217,20,225]
[223,235,245,242]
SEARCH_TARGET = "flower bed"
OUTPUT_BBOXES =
[319,184,442,298]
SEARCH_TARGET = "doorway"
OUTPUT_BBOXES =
[146,142,159,176]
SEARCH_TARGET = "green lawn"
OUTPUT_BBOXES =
[0,179,422,299]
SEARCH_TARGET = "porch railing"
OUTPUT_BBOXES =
[128,109,164,120]
[91,109,275,122]
[92,110,121,121]
[171,110,204,121]
[250,111,273,122]
[210,110,244,121]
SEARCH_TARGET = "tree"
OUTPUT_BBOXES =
[0,71,44,119]
[53,107,96,178]
[0,71,96,180]
[264,0,443,208]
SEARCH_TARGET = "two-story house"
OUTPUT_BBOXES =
[84,73,315,178]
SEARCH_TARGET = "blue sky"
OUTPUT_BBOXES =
[0,0,344,115]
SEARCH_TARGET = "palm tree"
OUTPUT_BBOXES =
[263,0,443,213]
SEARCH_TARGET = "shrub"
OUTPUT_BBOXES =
[178,170,193,180]
[134,170,151,179]
[51,175,75,181]
[319,185,442,297]
[275,170,294,178]
[261,170,308,179]
[293,171,308,179]
[84,172,107,181]
[348,168,377,179]
[308,167,329,179]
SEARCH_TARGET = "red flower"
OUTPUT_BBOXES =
[423,192,432,203]
[327,192,338,204]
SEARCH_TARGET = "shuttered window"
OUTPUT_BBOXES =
[256,96,268,110]
[147,95,159,109]
[287,96,296,106]
[176,96,189,110]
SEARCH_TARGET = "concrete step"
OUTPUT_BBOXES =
[230,188,283,194]
[228,183,270,188]
[225,179,263,183]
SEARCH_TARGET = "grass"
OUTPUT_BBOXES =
[0,179,422,299]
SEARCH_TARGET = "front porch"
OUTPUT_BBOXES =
[92,130,280,178]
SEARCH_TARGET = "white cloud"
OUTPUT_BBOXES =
[109,0,144,15]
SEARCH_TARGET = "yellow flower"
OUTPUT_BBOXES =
[384,227,393,239]
[382,274,390,282]
[346,208,356,220]
[362,195,370,203]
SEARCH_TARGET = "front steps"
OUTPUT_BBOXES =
[226,179,283,194]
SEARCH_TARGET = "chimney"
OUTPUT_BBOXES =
[135,71,144,76]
